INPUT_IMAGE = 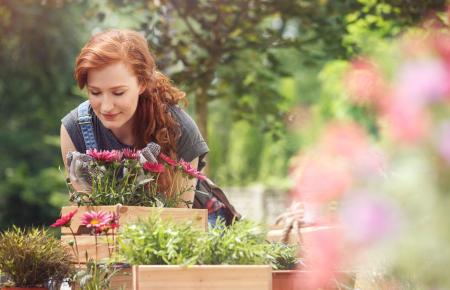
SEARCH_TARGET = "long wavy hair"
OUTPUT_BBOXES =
[74,29,187,193]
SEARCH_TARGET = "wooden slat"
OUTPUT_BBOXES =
[61,206,208,234]
[61,235,113,262]
[133,265,272,290]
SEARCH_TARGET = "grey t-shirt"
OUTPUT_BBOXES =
[61,103,209,165]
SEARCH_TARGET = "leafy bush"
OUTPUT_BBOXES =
[118,215,298,269]
[0,226,74,288]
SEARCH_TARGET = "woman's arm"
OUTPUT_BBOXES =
[60,124,85,193]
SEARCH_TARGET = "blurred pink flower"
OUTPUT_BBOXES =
[80,211,112,229]
[303,226,344,290]
[87,149,122,163]
[383,96,430,143]
[394,59,449,104]
[320,122,369,161]
[344,59,385,105]
[291,156,352,203]
[340,194,399,245]
[437,121,450,165]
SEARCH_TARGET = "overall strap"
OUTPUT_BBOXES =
[77,100,98,151]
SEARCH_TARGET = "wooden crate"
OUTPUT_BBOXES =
[61,206,207,234]
[61,206,208,262]
[272,270,355,290]
[132,265,272,290]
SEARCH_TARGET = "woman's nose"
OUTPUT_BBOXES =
[101,95,115,112]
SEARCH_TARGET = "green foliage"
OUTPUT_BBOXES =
[117,214,298,269]
[0,0,86,229]
[73,260,122,290]
[0,226,74,288]
[118,213,204,265]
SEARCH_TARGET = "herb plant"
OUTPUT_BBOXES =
[0,227,74,288]
[117,215,298,269]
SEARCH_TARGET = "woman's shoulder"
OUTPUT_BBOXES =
[167,104,209,162]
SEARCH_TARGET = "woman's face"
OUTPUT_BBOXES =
[87,61,144,133]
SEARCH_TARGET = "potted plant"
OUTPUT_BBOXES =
[60,145,208,263]
[0,227,74,290]
[117,214,298,290]
[51,208,130,290]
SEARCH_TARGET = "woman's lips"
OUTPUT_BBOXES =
[102,113,119,120]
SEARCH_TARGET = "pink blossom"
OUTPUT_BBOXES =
[51,209,77,228]
[291,156,352,203]
[394,59,450,105]
[123,148,140,160]
[437,120,450,164]
[302,226,344,290]
[143,161,165,173]
[383,97,430,143]
[179,159,206,180]
[340,194,399,245]
[87,149,122,163]
[320,122,369,161]
[344,58,385,105]
[159,152,177,166]
[80,211,112,229]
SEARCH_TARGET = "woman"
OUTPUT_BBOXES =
[60,29,209,207]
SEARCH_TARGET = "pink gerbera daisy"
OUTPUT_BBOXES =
[51,209,78,228]
[80,211,112,229]
[123,148,140,160]
[87,149,122,163]
[179,160,206,180]
[159,152,177,167]
[143,161,165,173]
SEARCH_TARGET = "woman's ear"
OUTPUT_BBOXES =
[138,83,146,95]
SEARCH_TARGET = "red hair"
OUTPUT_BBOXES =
[74,29,187,193]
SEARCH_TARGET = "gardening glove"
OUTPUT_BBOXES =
[66,151,93,190]
[139,142,161,164]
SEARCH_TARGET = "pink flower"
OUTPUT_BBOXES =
[143,161,165,173]
[302,226,344,290]
[87,149,122,163]
[383,97,430,143]
[344,58,385,105]
[340,193,399,245]
[159,152,177,167]
[179,159,206,180]
[123,148,140,160]
[110,212,120,229]
[394,59,449,104]
[51,209,78,228]
[80,211,112,229]
[437,120,450,164]
[291,156,352,203]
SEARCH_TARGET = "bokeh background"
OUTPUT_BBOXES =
[0,0,446,229]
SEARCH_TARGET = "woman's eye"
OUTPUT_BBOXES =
[114,92,125,96]
[90,91,101,96]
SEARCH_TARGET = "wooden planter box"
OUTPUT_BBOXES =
[272,270,356,290]
[61,206,207,262]
[133,265,272,290]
